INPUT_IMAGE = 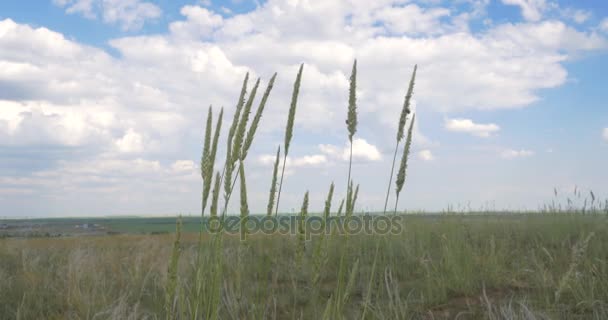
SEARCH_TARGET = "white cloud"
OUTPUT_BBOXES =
[601,18,608,33]
[53,0,162,30]
[418,149,435,161]
[171,160,197,173]
[258,154,328,168]
[169,5,223,39]
[1,0,607,215]
[501,0,546,22]
[115,128,145,153]
[373,5,450,35]
[444,118,500,137]
[319,138,382,162]
[603,128,608,142]
[500,149,535,159]
[572,10,591,24]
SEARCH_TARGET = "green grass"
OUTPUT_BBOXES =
[1,213,607,319]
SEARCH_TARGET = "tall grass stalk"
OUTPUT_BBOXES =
[222,78,260,216]
[275,64,304,216]
[337,199,345,217]
[223,74,276,217]
[241,73,277,161]
[222,74,250,215]
[328,181,360,319]
[345,60,358,193]
[165,216,182,320]
[383,65,416,214]
[239,161,249,242]
[266,146,281,216]
[297,191,309,265]
[311,183,334,313]
[210,172,221,217]
[201,106,213,216]
[202,107,223,217]
[394,115,415,214]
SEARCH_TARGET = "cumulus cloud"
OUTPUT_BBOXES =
[501,0,547,22]
[418,149,435,161]
[500,149,535,159]
[115,128,145,153]
[53,0,161,30]
[171,160,196,173]
[603,128,608,142]
[1,0,607,215]
[444,118,500,137]
[258,154,328,168]
[319,138,382,162]
[601,19,608,33]
[571,10,591,24]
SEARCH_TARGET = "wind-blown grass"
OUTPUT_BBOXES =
[383,65,417,214]
[275,64,304,216]
[3,60,606,320]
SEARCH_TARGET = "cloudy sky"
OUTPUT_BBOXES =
[1,0,607,217]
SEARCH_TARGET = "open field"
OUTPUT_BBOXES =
[1,213,607,319]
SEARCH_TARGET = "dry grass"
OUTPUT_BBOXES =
[2,214,607,319]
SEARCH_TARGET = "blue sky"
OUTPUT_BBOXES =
[1,0,607,217]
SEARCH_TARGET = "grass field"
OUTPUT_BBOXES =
[1,213,607,319]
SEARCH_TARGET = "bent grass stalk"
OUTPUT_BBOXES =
[275,64,304,216]
[222,78,261,217]
[202,108,223,217]
[394,114,415,214]
[266,146,281,216]
[224,75,277,216]
[241,73,277,161]
[383,65,417,214]
[222,73,249,215]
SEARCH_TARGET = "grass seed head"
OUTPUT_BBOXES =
[266,145,281,216]
[210,171,221,217]
[232,78,260,164]
[284,64,304,155]
[346,60,358,142]
[242,73,277,160]
[396,114,416,195]
[397,65,417,142]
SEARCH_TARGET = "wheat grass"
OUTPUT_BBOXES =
[383,65,417,213]
[394,114,415,214]
[275,64,304,216]
[266,146,281,216]
[346,60,358,192]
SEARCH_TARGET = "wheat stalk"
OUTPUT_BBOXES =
[383,65,417,213]
[275,64,304,216]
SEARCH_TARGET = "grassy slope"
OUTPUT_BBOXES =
[1,213,607,319]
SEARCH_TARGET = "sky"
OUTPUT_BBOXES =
[1,0,607,217]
